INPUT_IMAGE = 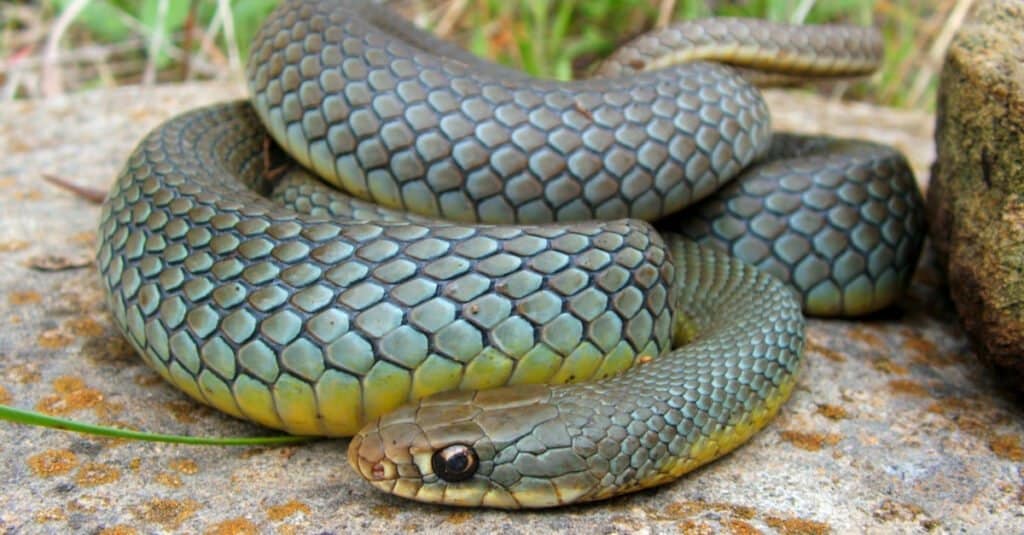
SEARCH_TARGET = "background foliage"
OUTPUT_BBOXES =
[1,0,969,109]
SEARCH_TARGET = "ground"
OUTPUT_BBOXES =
[0,83,1021,533]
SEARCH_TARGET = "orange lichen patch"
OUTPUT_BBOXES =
[134,373,164,387]
[265,500,310,522]
[725,519,761,535]
[205,518,259,535]
[803,338,846,362]
[953,414,991,438]
[926,396,972,415]
[446,511,471,524]
[54,376,86,393]
[887,379,930,397]
[659,500,706,518]
[35,376,105,415]
[872,359,909,375]
[779,430,841,452]
[275,446,300,461]
[14,189,44,201]
[34,507,67,523]
[97,526,138,535]
[927,397,1014,436]
[8,290,42,305]
[170,458,199,475]
[678,520,716,534]
[0,239,30,252]
[849,327,886,350]
[238,447,269,460]
[990,434,1024,461]
[75,462,121,487]
[370,504,398,520]
[902,336,940,364]
[764,515,830,535]
[71,231,97,244]
[164,399,204,423]
[27,449,79,476]
[66,317,105,337]
[38,329,74,349]
[133,498,200,529]
[8,363,41,383]
[0,384,10,405]
[129,458,142,471]
[872,499,927,522]
[155,472,183,488]
[654,500,756,520]
[7,135,31,152]
[816,404,849,420]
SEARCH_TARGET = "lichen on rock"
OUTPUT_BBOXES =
[928,0,1024,376]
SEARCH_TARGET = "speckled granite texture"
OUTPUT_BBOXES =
[1,83,1021,533]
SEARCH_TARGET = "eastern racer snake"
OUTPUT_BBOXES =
[97,0,925,508]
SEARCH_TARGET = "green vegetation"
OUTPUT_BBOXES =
[1,0,960,109]
[0,404,312,446]
[456,0,874,80]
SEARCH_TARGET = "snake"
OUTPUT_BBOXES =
[95,0,925,508]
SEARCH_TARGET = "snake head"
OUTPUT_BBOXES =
[348,384,599,508]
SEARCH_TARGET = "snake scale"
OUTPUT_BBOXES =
[96,0,925,508]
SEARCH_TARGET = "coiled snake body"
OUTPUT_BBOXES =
[97,0,924,508]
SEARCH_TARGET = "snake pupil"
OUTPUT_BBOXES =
[431,444,478,482]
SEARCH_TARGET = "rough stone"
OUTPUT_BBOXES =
[1,83,1021,533]
[927,0,1024,377]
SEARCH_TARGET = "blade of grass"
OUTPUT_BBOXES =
[216,0,242,79]
[142,0,169,85]
[436,0,470,38]
[0,404,314,446]
[907,0,972,108]
[791,0,818,24]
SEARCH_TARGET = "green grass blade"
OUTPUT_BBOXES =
[0,405,314,446]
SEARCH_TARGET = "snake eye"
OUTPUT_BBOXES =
[431,444,478,482]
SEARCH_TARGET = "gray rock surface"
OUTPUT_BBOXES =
[927,0,1024,377]
[1,83,1022,533]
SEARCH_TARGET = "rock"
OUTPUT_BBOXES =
[927,0,1024,376]
[2,83,1022,532]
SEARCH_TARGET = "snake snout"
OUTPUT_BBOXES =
[347,426,399,484]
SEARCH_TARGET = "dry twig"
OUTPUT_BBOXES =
[907,0,973,108]
[655,0,676,29]
[41,174,106,204]
[41,0,90,97]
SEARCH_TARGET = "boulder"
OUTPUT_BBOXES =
[927,0,1024,375]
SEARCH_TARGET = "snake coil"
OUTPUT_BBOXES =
[97,0,924,508]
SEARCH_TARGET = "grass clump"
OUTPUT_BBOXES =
[1,0,966,109]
